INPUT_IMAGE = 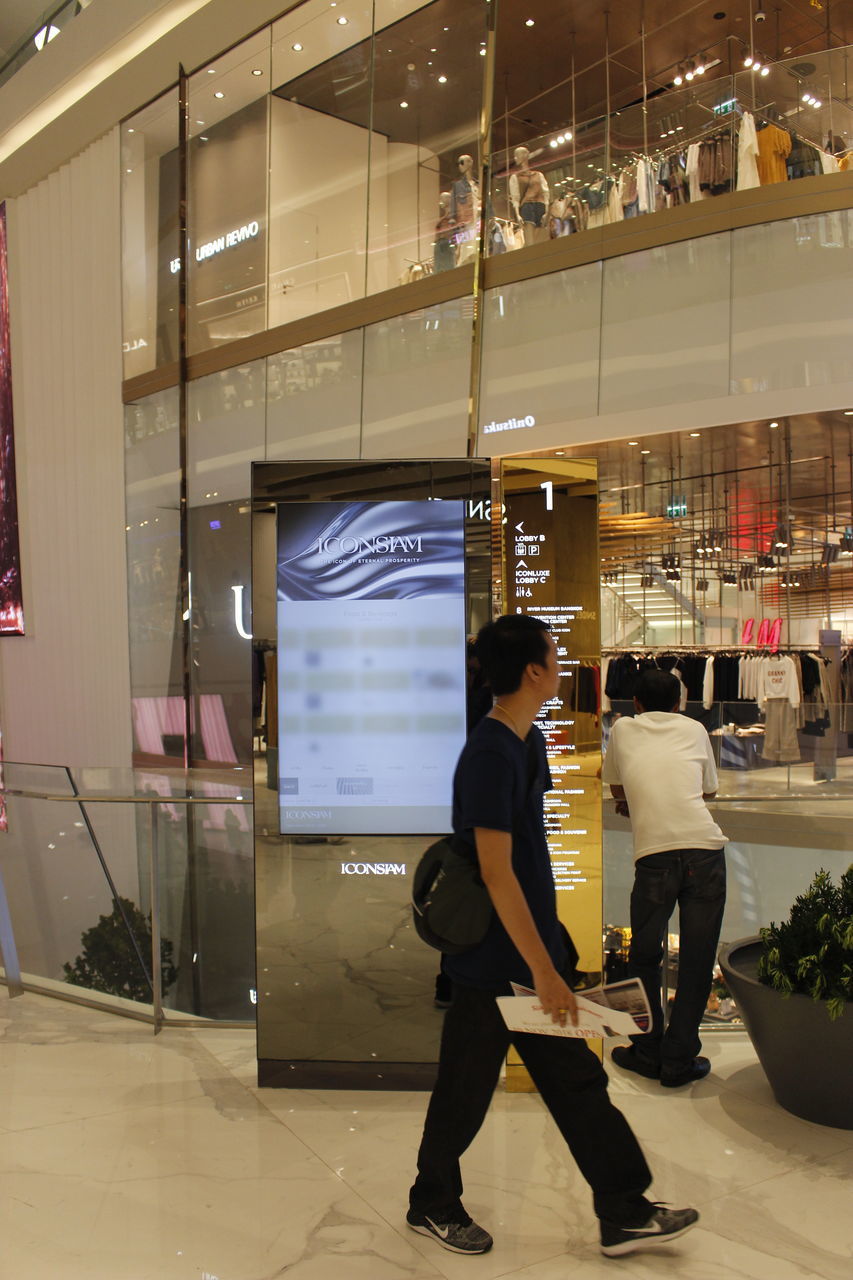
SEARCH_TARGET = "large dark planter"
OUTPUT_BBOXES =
[720,937,853,1129]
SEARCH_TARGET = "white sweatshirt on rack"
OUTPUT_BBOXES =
[756,655,800,710]
[702,655,715,710]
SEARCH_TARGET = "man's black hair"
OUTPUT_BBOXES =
[634,668,680,713]
[474,614,551,696]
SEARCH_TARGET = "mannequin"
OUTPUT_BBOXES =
[433,190,456,273]
[508,145,551,245]
[450,154,480,264]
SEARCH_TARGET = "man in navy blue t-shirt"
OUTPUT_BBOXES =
[407,615,698,1260]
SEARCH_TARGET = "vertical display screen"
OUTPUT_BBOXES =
[276,500,467,834]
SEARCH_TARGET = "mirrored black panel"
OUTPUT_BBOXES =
[253,458,492,1087]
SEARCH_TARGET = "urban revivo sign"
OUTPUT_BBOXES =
[170,220,261,273]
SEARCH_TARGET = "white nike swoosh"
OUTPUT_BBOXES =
[621,1221,664,1235]
[425,1217,450,1239]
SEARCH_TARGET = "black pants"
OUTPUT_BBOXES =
[410,982,652,1226]
[629,847,726,1070]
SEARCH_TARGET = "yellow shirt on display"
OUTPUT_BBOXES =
[757,123,792,185]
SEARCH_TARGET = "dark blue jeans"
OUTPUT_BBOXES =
[410,981,652,1226]
[628,847,726,1070]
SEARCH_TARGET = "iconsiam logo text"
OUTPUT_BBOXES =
[316,534,423,555]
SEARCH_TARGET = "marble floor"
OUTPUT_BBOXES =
[1,993,851,1280]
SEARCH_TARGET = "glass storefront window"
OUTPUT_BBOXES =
[266,332,363,459]
[186,29,272,354]
[124,388,183,763]
[364,0,488,294]
[121,88,180,380]
[488,4,853,263]
[268,0,374,326]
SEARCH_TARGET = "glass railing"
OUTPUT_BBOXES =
[0,763,253,1030]
[602,700,853,1033]
[488,48,853,259]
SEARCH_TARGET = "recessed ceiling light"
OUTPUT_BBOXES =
[437,74,447,83]
[641,449,651,455]
[479,48,486,55]
[292,42,303,51]
[126,168,132,174]
[525,18,535,26]
[689,432,701,437]
[127,128,134,134]
[769,421,779,428]
[337,15,348,24]
[214,90,225,98]
[628,441,639,446]
[252,68,263,76]
[207,68,216,74]
[555,450,565,456]
[400,100,409,108]
[844,410,853,415]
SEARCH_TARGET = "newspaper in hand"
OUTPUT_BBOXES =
[497,977,652,1039]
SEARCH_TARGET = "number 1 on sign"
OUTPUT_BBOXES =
[540,480,554,511]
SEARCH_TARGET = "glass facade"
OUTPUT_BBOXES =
[487,20,853,260]
[121,88,180,380]
[112,0,853,1033]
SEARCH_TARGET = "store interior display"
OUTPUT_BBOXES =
[489,3,853,256]
[554,413,853,783]
[121,1,853,371]
[560,410,853,1036]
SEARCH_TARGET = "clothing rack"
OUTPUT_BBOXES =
[602,643,801,653]
[652,118,733,160]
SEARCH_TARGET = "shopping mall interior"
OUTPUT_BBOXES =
[1,1,853,1277]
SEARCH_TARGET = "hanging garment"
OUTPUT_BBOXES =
[619,163,638,212]
[756,123,792,185]
[686,144,704,202]
[786,133,822,180]
[737,112,761,190]
[762,699,801,763]
[756,655,800,709]
[637,157,657,213]
[712,133,734,193]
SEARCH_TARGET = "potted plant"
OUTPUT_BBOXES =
[719,865,853,1129]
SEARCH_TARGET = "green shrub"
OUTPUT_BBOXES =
[757,865,853,1021]
[63,896,177,1002]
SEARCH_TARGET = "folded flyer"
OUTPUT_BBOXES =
[497,977,651,1039]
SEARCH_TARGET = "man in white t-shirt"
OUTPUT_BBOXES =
[602,669,726,1087]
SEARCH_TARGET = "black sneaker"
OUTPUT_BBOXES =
[600,1205,699,1257]
[660,1056,711,1088]
[610,1044,660,1079]
[406,1209,493,1254]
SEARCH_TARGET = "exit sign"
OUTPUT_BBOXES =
[666,498,688,518]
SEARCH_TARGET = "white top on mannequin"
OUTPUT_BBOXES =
[509,146,550,218]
